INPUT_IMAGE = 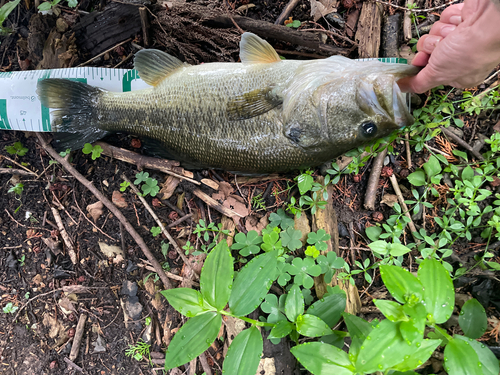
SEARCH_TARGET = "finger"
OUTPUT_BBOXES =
[402,64,444,94]
[411,51,430,67]
[440,3,464,24]
[429,21,457,37]
[416,34,443,55]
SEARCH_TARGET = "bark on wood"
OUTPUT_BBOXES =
[139,7,151,47]
[275,0,301,25]
[355,1,383,58]
[206,15,349,56]
[312,177,361,314]
[364,147,388,210]
[403,0,414,42]
[345,7,361,38]
[51,207,77,264]
[69,314,87,361]
[381,14,401,57]
[192,189,246,219]
[72,1,142,55]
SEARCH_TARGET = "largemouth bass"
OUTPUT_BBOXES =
[37,32,417,174]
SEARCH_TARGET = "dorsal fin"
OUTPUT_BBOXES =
[240,32,281,64]
[134,49,190,86]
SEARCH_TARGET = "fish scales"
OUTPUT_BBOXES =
[37,32,418,174]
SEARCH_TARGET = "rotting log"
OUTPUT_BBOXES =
[355,1,383,58]
[312,176,361,314]
[72,1,142,56]
[381,14,401,57]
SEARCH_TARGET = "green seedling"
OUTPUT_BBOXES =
[3,302,18,314]
[134,171,159,197]
[8,183,24,213]
[38,0,77,11]
[5,141,28,157]
[82,143,103,160]
[125,339,151,363]
[119,181,130,192]
[285,19,301,28]
[150,226,161,237]
[18,254,25,267]
[0,0,20,35]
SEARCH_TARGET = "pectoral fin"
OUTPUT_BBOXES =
[240,32,281,64]
[227,87,282,120]
[134,49,190,86]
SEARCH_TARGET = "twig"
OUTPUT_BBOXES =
[1,155,39,177]
[199,352,213,375]
[364,147,387,210]
[69,314,87,361]
[141,263,199,287]
[51,207,77,264]
[36,133,172,290]
[440,126,484,161]
[369,0,459,12]
[405,133,412,169]
[193,189,245,219]
[167,213,194,228]
[224,0,245,34]
[76,38,132,67]
[139,7,151,47]
[275,0,301,25]
[113,53,133,69]
[300,28,357,45]
[0,167,37,176]
[123,174,200,280]
[403,0,414,41]
[388,174,419,242]
[426,144,451,158]
[120,298,129,329]
[64,357,83,372]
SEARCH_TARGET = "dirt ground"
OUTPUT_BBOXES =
[0,0,499,374]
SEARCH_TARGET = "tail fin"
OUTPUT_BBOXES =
[37,79,109,150]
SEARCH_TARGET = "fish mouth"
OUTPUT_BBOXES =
[391,81,413,128]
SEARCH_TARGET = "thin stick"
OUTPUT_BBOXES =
[0,167,37,176]
[64,357,83,372]
[300,28,357,45]
[440,126,484,161]
[166,213,193,228]
[224,0,245,34]
[69,314,87,362]
[193,189,245,218]
[388,174,419,242]
[405,133,412,169]
[364,147,387,210]
[123,175,200,279]
[36,133,172,290]
[199,352,213,375]
[275,0,301,25]
[369,0,459,12]
[76,38,132,67]
[1,155,39,177]
[51,207,77,264]
[142,264,199,287]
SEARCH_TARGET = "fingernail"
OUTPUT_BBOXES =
[423,35,442,51]
[440,25,456,37]
[449,15,462,25]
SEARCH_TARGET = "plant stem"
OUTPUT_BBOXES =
[220,310,275,327]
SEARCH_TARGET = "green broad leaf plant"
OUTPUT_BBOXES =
[160,224,495,375]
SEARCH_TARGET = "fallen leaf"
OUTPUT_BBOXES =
[32,274,43,286]
[223,196,249,218]
[98,242,124,264]
[43,313,68,344]
[218,181,233,199]
[493,120,500,133]
[310,0,337,22]
[160,176,180,200]
[380,193,399,207]
[58,296,77,315]
[245,214,269,235]
[112,191,128,208]
[87,201,104,222]
[42,237,62,254]
[490,176,500,187]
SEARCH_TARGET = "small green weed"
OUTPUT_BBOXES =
[0,0,20,35]
[18,254,25,267]
[38,0,77,11]
[5,141,28,157]
[125,339,151,363]
[2,302,18,314]
[82,143,103,160]
[8,182,24,213]
[150,226,162,237]
[120,181,130,192]
[134,171,159,197]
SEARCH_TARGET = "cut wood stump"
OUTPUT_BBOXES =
[355,1,383,58]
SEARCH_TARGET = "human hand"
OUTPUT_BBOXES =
[398,0,500,93]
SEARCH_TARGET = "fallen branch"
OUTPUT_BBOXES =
[51,207,77,264]
[369,0,459,12]
[36,133,172,290]
[440,127,484,161]
[193,189,245,219]
[388,174,419,242]
[123,174,200,280]
[69,314,87,362]
[364,147,388,210]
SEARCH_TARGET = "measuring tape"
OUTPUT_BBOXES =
[0,58,408,132]
[0,67,149,132]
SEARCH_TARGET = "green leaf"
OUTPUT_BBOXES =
[260,294,286,324]
[368,240,389,256]
[343,313,372,363]
[287,257,321,288]
[458,298,487,339]
[134,171,149,184]
[389,243,411,257]
[407,170,426,186]
[285,284,304,322]
[0,0,20,24]
[423,155,441,178]
[281,227,303,251]
[268,320,294,339]
[297,173,314,195]
[391,338,441,372]
[164,312,221,370]
[417,259,454,324]
[379,265,423,304]
[355,320,421,373]
[307,229,331,251]
[291,342,354,375]
[306,286,346,327]
[462,165,474,182]
[91,144,103,160]
[365,226,382,241]
[296,314,331,337]
[232,231,262,256]
[443,336,482,375]
[200,241,233,310]
[229,251,278,316]
[82,143,93,154]
[67,0,77,7]
[399,314,426,344]
[160,288,207,317]
[374,300,406,322]
[222,326,263,375]
[455,335,499,375]
[269,209,294,229]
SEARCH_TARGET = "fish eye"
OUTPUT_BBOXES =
[361,121,377,137]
